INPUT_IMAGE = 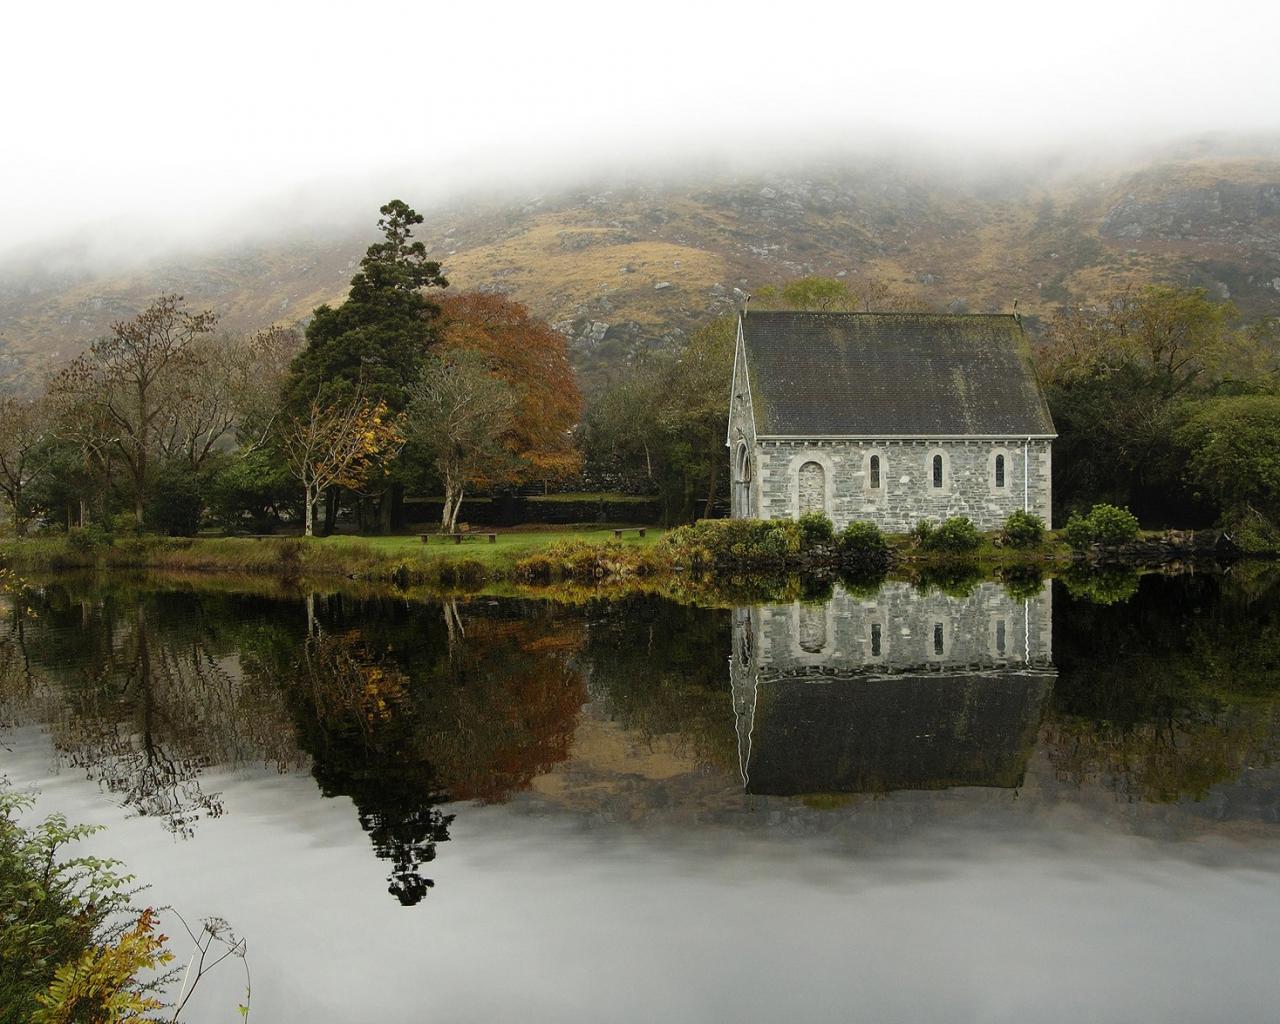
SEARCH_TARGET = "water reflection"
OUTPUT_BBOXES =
[730,582,1055,795]
[2,570,1278,912]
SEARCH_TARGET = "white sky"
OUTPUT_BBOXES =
[2,0,1279,260]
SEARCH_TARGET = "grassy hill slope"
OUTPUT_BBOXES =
[3,150,1278,391]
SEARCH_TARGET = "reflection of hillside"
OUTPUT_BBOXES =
[732,583,1055,796]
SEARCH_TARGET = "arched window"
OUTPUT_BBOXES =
[933,622,945,656]
[736,442,752,483]
[869,454,881,489]
[995,454,1005,488]
[798,461,826,514]
[995,619,1007,657]
[932,454,943,488]
[870,622,882,657]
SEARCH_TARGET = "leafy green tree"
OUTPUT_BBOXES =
[1039,286,1275,522]
[1175,395,1280,548]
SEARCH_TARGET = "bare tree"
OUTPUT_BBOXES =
[405,351,517,534]
[53,296,217,525]
[279,387,402,537]
[0,395,54,537]
[157,325,301,469]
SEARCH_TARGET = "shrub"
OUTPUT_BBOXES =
[662,519,805,568]
[909,520,935,547]
[109,511,141,538]
[837,520,889,563]
[796,511,835,549]
[1001,510,1045,548]
[923,516,981,553]
[66,524,111,553]
[1063,503,1140,550]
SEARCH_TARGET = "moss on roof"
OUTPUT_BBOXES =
[741,311,1056,436]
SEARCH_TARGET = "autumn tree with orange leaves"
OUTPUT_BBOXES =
[435,292,582,485]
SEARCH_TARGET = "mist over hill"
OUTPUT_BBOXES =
[3,140,1279,392]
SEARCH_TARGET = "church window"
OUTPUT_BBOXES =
[996,619,1006,656]
[870,622,882,657]
[933,623,945,656]
[870,455,881,489]
[995,454,1005,488]
[932,454,943,488]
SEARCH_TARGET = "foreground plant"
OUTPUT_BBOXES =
[0,785,250,1022]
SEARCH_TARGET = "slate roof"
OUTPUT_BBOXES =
[740,311,1056,437]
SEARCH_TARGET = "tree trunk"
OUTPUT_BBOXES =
[304,483,316,537]
[703,454,718,520]
[440,480,455,533]
[449,485,466,533]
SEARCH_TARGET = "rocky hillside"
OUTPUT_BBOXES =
[3,148,1279,391]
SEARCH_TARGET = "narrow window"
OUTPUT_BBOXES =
[933,623,944,656]
[870,623,882,657]
[932,454,943,488]
[995,453,1005,488]
[870,455,881,489]
[996,619,1006,656]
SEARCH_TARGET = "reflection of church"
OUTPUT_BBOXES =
[730,582,1055,795]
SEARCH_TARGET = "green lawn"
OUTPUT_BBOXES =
[316,525,665,565]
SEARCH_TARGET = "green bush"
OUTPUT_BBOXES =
[662,519,805,567]
[923,516,981,553]
[109,511,141,538]
[1001,510,1045,548]
[1063,503,1140,550]
[837,520,889,563]
[66,524,111,553]
[797,511,835,549]
[909,520,935,547]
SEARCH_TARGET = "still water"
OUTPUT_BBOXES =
[2,571,1279,1022]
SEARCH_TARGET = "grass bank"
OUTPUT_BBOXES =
[0,520,1233,599]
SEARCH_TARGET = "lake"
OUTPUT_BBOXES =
[2,570,1279,1022]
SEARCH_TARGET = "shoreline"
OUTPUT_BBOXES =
[0,528,1246,605]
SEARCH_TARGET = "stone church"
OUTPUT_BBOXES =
[727,310,1056,531]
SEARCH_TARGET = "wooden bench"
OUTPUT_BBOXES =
[612,528,647,539]
[421,532,499,544]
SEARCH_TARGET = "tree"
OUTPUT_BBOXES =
[0,395,54,537]
[754,274,929,313]
[285,200,448,532]
[1038,286,1274,521]
[279,387,403,537]
[288,200,447,413]
[404,351,518,533]
[158,325,300,470]
[580,316,735,522]
[435,292,581,483]
[53,295,217,525]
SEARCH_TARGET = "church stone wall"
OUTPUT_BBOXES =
[750,438,1052,532]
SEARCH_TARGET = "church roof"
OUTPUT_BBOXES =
[740,311,1056,437]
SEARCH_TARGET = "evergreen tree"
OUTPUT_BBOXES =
[287,200,448,413]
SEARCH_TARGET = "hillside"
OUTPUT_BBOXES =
[3,149,1279,391]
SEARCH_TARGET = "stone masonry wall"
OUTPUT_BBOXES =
[750,438,1052,532]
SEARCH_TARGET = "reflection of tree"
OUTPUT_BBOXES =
[263,596,587,904]
[1048,574,1280,802]
[1,585,302,837]
[581,597,737,771]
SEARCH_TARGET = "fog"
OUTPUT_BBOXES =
[3,0,1279,266]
